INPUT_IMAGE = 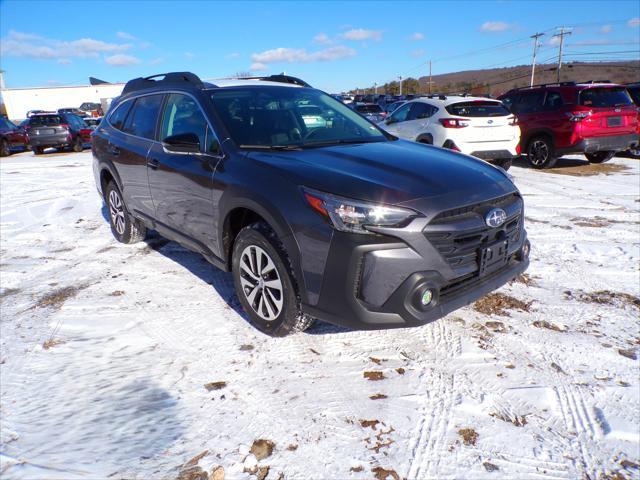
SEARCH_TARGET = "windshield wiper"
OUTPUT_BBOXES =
[239,144,303,151]
[302,139,384,148]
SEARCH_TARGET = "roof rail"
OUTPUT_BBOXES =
[581,79,613,84]
[513,81,576,90]
[233,74,312,88]
[122,72,205,95]
[425,93,447,100]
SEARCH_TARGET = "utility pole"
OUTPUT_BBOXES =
[553,27,571,83]
[428,61,432,94]
[529,33,544,87]
[374,82,378,94]
[399,76,403,96]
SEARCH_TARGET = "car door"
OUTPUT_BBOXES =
[146,92,223,254]
[381,102,412,137]
[404,102,437,140]
[2,118,27,147]
[512,90,545,139]
[115,94,164,218]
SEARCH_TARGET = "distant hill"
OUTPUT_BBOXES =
[418,61,640,97]
[352,61,640,97]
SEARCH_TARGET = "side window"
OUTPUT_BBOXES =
[159,93,208,149]
[408,103,435,120]
[123,94,163,140]
[543,91,563,111]
[389,103,411,123]
[500,96,515,111]
[109,101,133,131]
[205,125,222,155]
[514,91,545,114]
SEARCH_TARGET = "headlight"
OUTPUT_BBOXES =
[302,187,418,234]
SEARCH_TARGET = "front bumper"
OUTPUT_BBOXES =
[558,133,639,154]
[301,192,529,330]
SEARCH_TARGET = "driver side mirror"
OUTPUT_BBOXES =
[163,133,200,154]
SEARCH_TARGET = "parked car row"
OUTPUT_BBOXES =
[371,81,638,169]
[0,113,99,156]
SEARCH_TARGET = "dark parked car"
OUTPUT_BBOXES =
[24,113,92,154]
[0,117,29,156]
[624,82,640,156]
[93,72,529,336]
[499,82,638,168]
[352,103,386,122]
[58,107,87,117]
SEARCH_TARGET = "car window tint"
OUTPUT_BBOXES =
[205,125,222,155]
[389,103,411,122]
[408,103,435,120]
[160,93,208,149]
[543,92,563,110]
[109,101,133,131]
[123,94,163,139]
[513,91,544,114]
[29,115,63,127]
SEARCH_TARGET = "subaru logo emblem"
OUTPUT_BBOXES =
[614,107,621,112]
[487,119,493,124]
[485,208,507,228]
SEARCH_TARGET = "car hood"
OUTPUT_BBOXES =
[247,139,516,211]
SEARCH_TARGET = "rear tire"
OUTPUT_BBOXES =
[526,136,557,169]
[0,139,9,157]
[33,147,44,155]
[585,151,615,164]
[105,181,147,244]
[492,158,512,171]
[232,222,314,337]
[72,136,84,153]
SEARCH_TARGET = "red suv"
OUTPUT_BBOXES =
[499,82,639,168]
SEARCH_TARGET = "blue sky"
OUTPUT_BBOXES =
[1,0,638,92]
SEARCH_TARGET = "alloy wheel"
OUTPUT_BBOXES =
[108,189,126,235]
[529,140,549,166]
[239,245,284,321]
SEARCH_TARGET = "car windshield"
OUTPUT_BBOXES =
[579,87,633,107]
[355,104,383,113]
[445,101,510,117]
[209,86,387,148]
[30,115,63,126]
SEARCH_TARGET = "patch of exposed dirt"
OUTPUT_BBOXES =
[42,339,65,350]
[458,428,479,446]
[396,367,405,375]
[490,411,528,427]
[255,465,269,480]
[176,451,210,480]
[618,349,637,360]
[369,394,387,400]
[360,419,380,429]
[565,289,640,309]
[31,285,87,310]
[533,320,568,332]
[483,462,500,472]
[109,290,125,297]
[366,425,395,453]
[204,381,227,391]
[473,293,532,316]
[364,371,385,381]
[369,357,384,365]
[350,465,363,472]
[485,321,508,333]
[510,273,539,287]
[371,466,400,480]
[544,162,630,177]
[239,344,254,351]
[286,444,298,451]
[250,439,275,461]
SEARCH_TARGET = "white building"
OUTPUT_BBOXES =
[1,81,125,120]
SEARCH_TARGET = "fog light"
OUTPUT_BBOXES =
[522,240,531,258]
[421,289,433,306]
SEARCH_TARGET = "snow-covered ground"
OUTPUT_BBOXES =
[1,150,638,480]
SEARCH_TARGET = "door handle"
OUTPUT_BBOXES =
[147,158,160,170]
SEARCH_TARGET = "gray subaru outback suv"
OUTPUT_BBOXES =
[93,72,530,336]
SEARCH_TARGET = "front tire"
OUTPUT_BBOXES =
[526,136,557,169]
[72,136,84,153]
[585,151,615,163]
[105,181,146,244]
[33,146,44,155]
[232,222,314,337]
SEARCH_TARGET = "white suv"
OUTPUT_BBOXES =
[379,95,520,170]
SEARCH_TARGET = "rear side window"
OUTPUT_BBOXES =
[408,103,436,120]
[445,101,510,117]
[627,86,640,105]
[123,94,164,139]
[512,91,545,114]
[29,115,63,126]
[109,101,133,131]
[580,87,633,107]
[543,92,563,110]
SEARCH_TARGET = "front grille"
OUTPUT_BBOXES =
[424,194,522,272]
[439,256,518,301]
